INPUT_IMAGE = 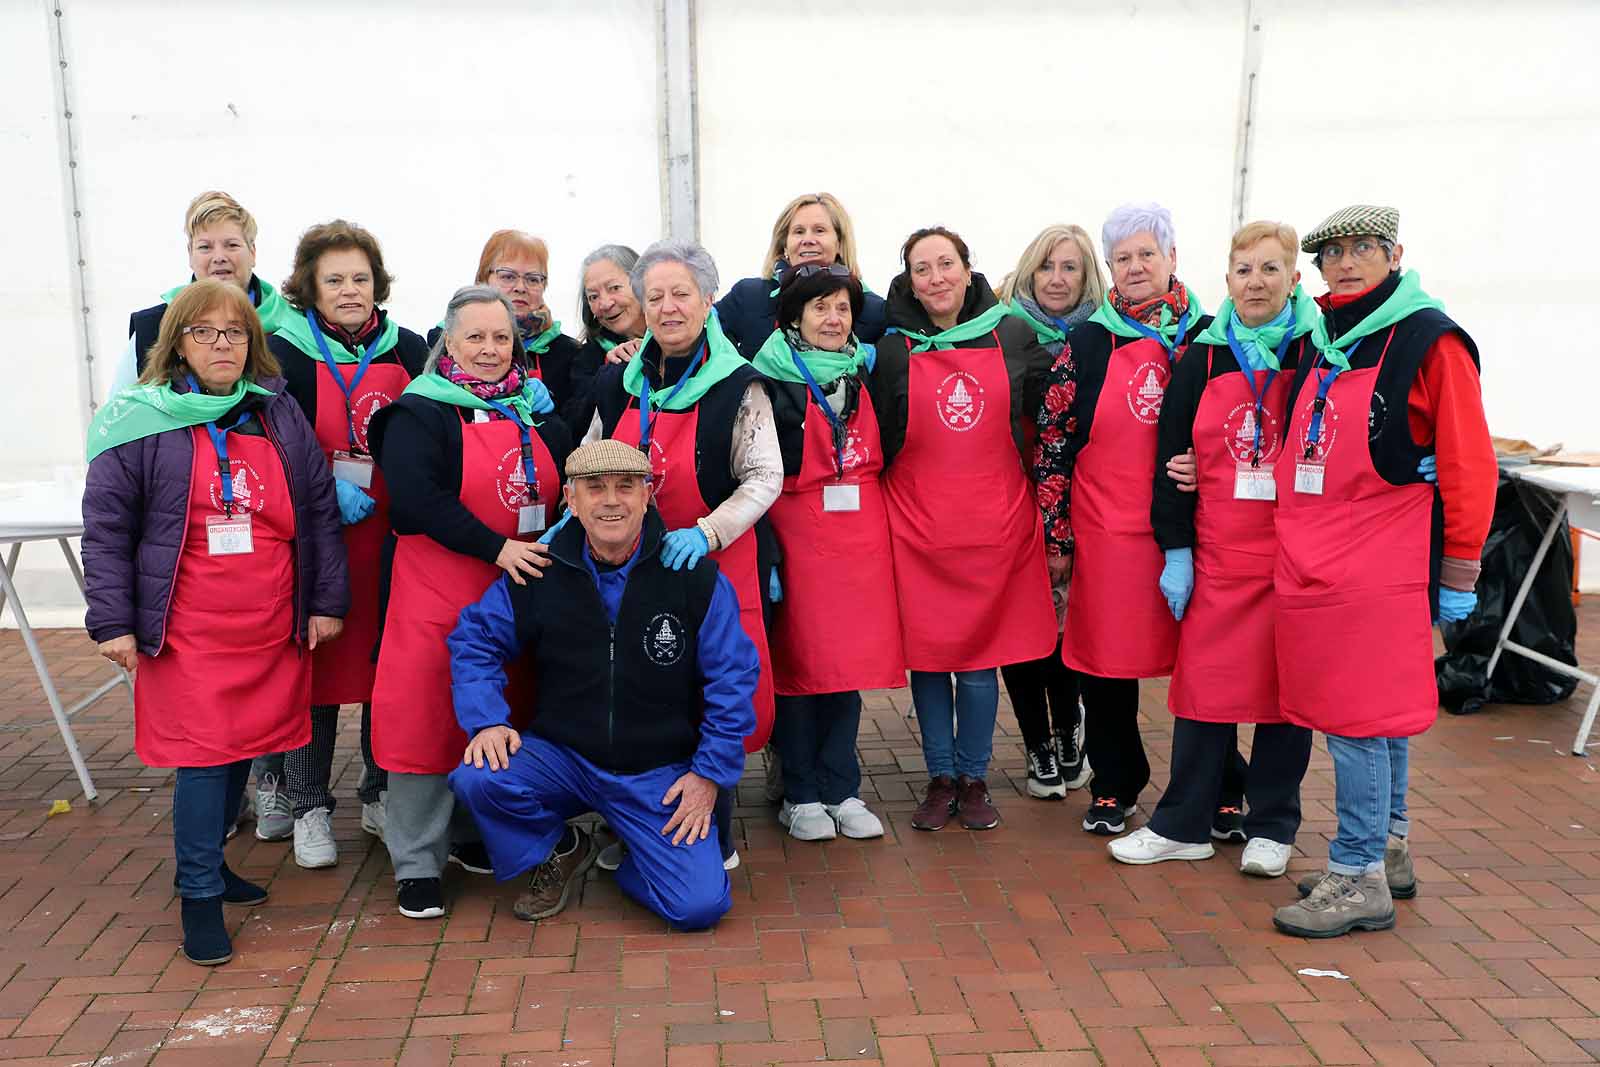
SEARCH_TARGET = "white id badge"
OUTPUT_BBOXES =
[518,503,546,534]
[331,451,374,489]
[822,483,861,513]
[1294,462,1326,496]
[206,513,254,555]
[1233,464,1276,501]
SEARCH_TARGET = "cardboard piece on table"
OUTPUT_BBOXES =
[1532,452,1600,468]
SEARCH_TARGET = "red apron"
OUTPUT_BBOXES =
[1274,347,1436,738]
[613,401,775,752]
[881,334,1055,672]
[766,385,906,695]
[309,358,412,705]
[1168,349,1291,723]
[135,426,311,767]
[1062,335,1180,678]
[371,414,558,774]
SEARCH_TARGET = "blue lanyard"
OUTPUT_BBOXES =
[189,374,246,517]
[306,309,380,450]
[1223,320,1292,465]
[788,347,851,480]
[1303,339,1362,459]
[636,343,707,453]
[481,398,539,501]
[1118,308,1190,361]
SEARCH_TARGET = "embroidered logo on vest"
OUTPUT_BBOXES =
[1367,393,1387,443]
[840,426,869,471]
[351,390,394,452]
[495,446,534,514]
[209,459,266,514]
[1222,400,1282,464]
[935,372,985,432]
[1125,360,1169,424]
[644,612,686,667]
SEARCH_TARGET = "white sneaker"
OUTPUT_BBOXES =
[595,841,625,872]
[1240,837,1292,877]
[360,792,386,841]
[254,773,294,841]
[1108,826,1215,865]
[294,807,338,869]
[779,801,837,841]
[825,798,885,839]
[723,850,740,871]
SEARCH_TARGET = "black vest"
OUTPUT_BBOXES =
[509,510,720,774]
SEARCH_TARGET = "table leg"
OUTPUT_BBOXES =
[1572,679,1600,756]
[0,546,98,801]
[1486,499,1567,679]
[0,543,19,622]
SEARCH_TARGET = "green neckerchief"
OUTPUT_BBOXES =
[893,301,1012,353]
[1088,288,1207,343]
[621,309,749,412]
[1310,270,1444,370]
[162,277,291,334]
[1193,284,1318,370]
[86,377,273,462]
[749,328,866,385]
[274,310,400,364]
[597,336,619,353]
[403,370,547,425]
[525,320,562,355]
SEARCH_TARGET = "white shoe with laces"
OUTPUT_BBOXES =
[825,798,884,839]
[1239,837,1292,877]
[1108,826,1215,865]
[294,807,338,869]
[360,792,387,841]
[254,772,293,841]
[780,800,837,841]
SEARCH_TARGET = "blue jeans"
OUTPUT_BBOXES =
[172,759,252,899]
[1325,735,1410,875]
[909,669,999,779]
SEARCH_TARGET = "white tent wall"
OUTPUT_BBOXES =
[4,0,1599,629]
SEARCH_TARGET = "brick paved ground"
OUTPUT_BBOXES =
[3,608,1600,1066]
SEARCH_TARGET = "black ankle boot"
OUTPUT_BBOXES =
[220,864,268,906]
[181,895,233,966]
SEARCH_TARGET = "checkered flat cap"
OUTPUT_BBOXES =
[564,439,653,480]
[1302,205,1399,252]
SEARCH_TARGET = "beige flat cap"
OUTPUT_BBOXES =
[564,439,654,480]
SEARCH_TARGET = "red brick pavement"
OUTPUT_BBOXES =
[3,609,1600,1066]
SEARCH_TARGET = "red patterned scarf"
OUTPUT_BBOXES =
[435,354,525,409]
[1110,278,1192,326]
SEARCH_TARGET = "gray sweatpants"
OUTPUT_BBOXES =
[385,771,482,880]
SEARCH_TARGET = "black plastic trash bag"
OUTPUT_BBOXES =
[1436,468,1579,714]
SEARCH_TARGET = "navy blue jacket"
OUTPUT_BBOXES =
[714,272,888,359]
[447,507,756,787]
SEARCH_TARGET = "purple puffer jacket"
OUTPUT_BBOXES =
[82,376,348,655]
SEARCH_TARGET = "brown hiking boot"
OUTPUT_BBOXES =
[956,775,1000,830]
[911,775,958,831]
[1297,835,1417,900]
[513,826,596,921]
[1274,870,1394,938]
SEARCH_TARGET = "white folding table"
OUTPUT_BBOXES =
[1493,464,1600,755]
[0,479,131,801]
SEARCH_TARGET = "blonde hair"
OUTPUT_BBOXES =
[996,224,1106,310]
[760,193,861,278]
[1230,220,1300,264]
[138,279,279,386]
[185,190,257,249]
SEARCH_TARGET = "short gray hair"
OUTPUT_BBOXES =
[1102,201,1176,260]
[577,243,639,341]
[423,284,520,375]
[630,239,719,305]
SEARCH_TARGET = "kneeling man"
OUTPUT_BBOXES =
[448,440,758,929]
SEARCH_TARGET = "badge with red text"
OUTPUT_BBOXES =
[206,513,255,555]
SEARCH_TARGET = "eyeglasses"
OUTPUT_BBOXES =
[492,268,548,289]
[1318,239,1386,263]
[182,325,249,344]
[788,263,852,282]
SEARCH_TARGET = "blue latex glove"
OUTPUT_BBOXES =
[1436,587,1477,623]
[769,568,783,603]
[1159,547,1194,622]
[537,509,572,545]
[334,477,376,525]
[524,378,555,415]
[661,527,709,570]
[1418,455,1437,483]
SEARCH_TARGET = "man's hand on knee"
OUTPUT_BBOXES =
[660,771,717,846]
[463,726,522,771]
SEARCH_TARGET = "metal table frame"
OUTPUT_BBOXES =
[0,532,130,800]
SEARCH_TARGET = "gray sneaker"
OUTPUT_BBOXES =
[253,773,294,841]
[1297,835,1417,900]
[1274,870,1395,938]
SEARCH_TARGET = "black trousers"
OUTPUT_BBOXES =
[1148,718,1313,845]
[769,691,863,805]
[1081,674,1250,809]
[286,703,386,818]
[1000,640,1081,749]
